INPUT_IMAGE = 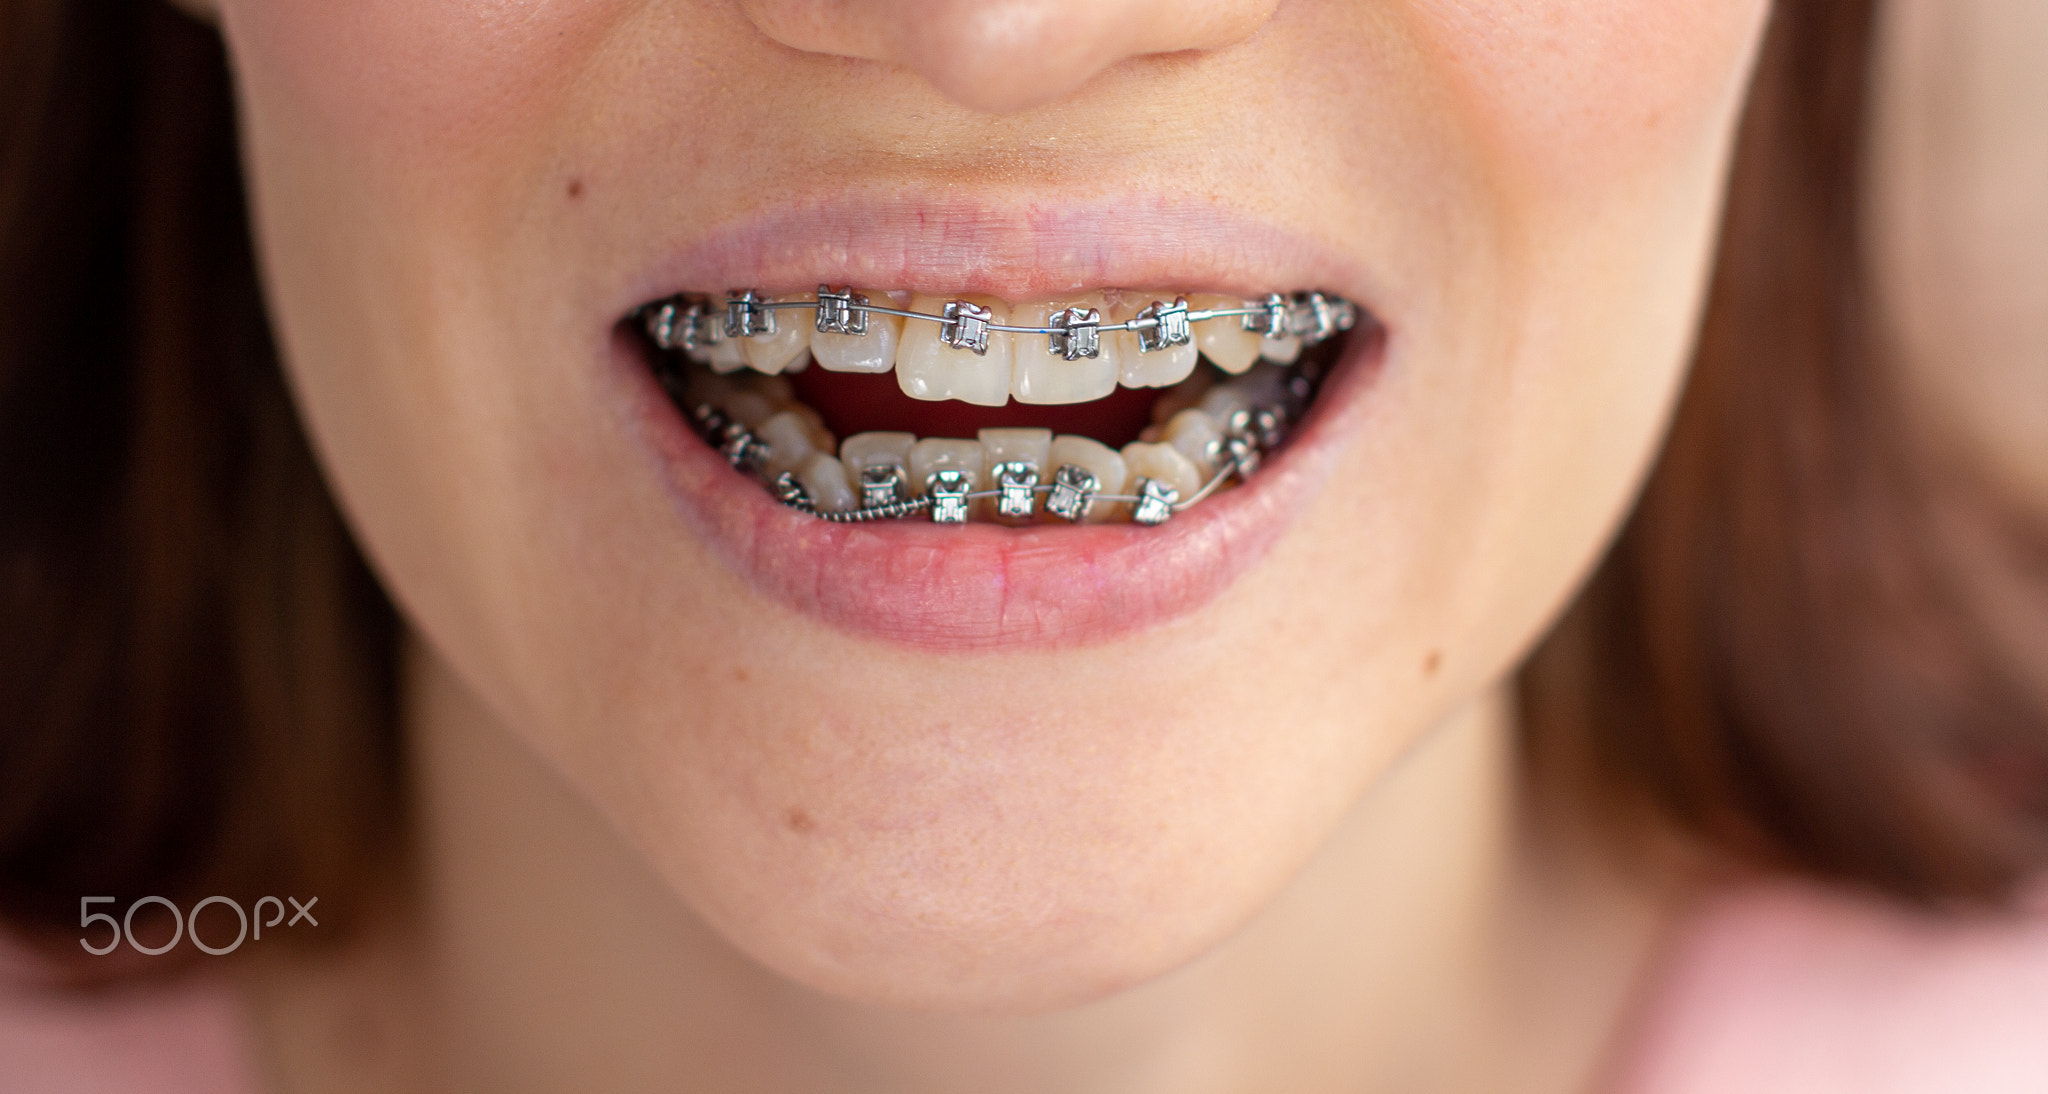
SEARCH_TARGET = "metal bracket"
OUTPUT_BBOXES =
[939,300,993,354]
[859,464,906,509]
[643,298,684,350]
[1047,307,1101,360]
[1242,293,1289,339]
[1134,297,1191,352]
[725,291,776,339]
[814,285,870,336]
[772,472,810,508]
[927,469,973,523]
[1130,478,1179,525]
[1045,464,1100,522]
[994,462,1040,518]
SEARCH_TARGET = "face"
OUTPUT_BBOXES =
[213,0,1767,1010]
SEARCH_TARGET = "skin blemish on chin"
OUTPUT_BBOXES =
[566,178,584,199]
[1424,649,1443,676]
[785,807,817,834]
[733,665,749,683]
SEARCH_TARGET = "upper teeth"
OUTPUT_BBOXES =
[642,287,1354,405]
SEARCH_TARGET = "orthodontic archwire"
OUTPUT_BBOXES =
[642,286,1357,358]
[647,286,1356,526]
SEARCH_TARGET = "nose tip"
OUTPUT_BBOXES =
[741,0,1279,114]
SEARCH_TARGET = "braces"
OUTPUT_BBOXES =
[642,287,1358,358]
[680,373,1311,527]
[641,285,1353,526]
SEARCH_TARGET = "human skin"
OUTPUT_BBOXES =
[194,0,1769,1088]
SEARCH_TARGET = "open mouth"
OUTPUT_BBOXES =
[629,287,1365,526]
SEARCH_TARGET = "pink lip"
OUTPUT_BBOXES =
[611,195,1391,651]
[613,188,1391,310]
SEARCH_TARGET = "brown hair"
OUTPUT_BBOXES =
[1521,0,2048,900]
[1,0,2043,970]
[0,0,402,962]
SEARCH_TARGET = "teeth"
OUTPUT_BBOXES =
[673,289,1341,397]
[908,437,986,497]
[758,409,825,476]
[978,427,1052,523]
[1119,441,1204,503]
[1012,295,1119,405]
[1150,368,1216,426]
[1198,382,1257,432]
[1259,333,1304,365]
[1229,362,1291,407]
[1047,435,1128,523]
[685,371,778,427]
[654,287,1348,523]
[896,294,1013,407]
[1187,293,1263,374]
[697,335,748,374]
[978,427,1051,472]
[1112,295,1200,389]
[796,453,859,512]
[839,431,916,481]
[812,290,902,373]
[740,293,814,375]
[1162,409,1226,478]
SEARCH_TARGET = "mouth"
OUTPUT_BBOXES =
[632,288,1361,526]
[622,276,1384,650]
[611,195,1388,650]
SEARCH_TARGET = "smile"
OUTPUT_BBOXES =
[632,287,1365,526]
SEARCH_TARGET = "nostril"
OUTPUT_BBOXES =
[740,0,1278,115]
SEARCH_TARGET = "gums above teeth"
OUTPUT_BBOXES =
[635,287,1362,525]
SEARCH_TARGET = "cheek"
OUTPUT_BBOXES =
[1405,0,1769,193]
[218,0,633,180]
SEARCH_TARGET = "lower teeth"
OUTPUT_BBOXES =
[638,289,1350,526]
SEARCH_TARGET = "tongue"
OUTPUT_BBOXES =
[789,368,1159,448]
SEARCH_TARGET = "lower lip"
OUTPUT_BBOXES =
[620,330,1385,651]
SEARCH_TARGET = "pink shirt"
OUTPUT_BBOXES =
[5,882,2047,1093]
[1608,882,2048,1093]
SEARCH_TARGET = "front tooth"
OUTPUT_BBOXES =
[909,437,986,497]
[812,290,902,373]
[1047,435,1127,523]
[978,427,1052,523]
[1163,409,1225,477]
[979,427,1052,471]
[1187,294,1262,374]
[895,294,1013,407]
[796,453,859,512]
[1119,441,1205,506]
[1112,296,1199,389]
[740,293,814,375]
[1011,295,1118,404]
[758,409,821,476]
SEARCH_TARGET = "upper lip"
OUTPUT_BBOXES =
[616,185,1387,319]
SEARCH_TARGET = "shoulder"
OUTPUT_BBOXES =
[1610,880,2048,1094]
[0,935,263,1094]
